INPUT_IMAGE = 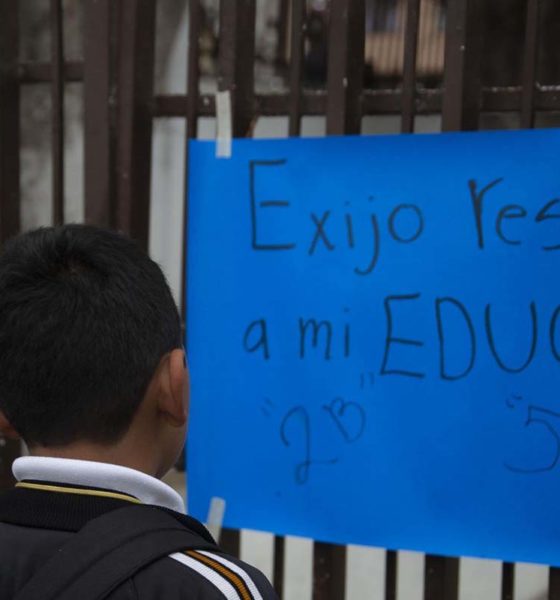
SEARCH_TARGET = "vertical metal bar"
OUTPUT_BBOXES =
[429,1,441,81]
[313,542,346,600]
[441,20,482,590]
[393,4,406,77]
[186,0,201,142]
[326,0,365,135]
[385,550,398,600]
[424,554,459,600]
[0,0,20,242]
[313,2,365,594]
[440,47,480,600]
[520,0,540,129]
[440,3,507,597]
[274,1,306,588]
[549,566,560,600]
[442,0,467,131]
[379,15,391,82]
[218,0,256,137]
[401,0,421,133]
[204,0,256,563]
[442,0,483,131]
[220,528,241,558]
[0,0,20,491]
[84,0,114,228]
[501,562,515,600]
[0,438,20,490]
[178,0,203,474]
[115,0,156,251]
[288,0,305,136]
[50,0,65,225]
[277,0,290,67]
[273,535,285,596]
[182,0,202,329]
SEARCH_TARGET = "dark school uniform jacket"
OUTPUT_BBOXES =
[0,457,278,600]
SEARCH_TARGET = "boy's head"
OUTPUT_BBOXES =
[0,225,188,476]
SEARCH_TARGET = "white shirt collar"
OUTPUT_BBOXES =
[12,456,185,514]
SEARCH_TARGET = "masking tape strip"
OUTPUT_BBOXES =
[215,91,232,159]
[206,496,226,543]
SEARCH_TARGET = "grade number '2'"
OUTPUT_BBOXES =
[280,406,338,484]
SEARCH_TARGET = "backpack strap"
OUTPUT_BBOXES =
[14,504,219,600]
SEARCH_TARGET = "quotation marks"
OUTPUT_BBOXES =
[505,393,523,409]
[261,397,275,417]
[360,372,375,390]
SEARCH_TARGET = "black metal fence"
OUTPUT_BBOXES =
[1,1,560,598]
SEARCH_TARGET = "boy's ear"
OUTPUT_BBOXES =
[0,411,20,440]
[157,349,189,427]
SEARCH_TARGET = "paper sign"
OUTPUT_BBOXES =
[186,130,560,565]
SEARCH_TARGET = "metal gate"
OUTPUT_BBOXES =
[1,1,559,598]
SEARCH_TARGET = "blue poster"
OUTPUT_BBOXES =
[187,129,560,565]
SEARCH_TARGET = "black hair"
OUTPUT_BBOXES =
[0,224,182,447]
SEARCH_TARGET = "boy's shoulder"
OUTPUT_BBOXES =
[131,547,277,599]
[0,517,278,600]
[0,480,278,600]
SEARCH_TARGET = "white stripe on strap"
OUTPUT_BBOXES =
[169,552,242,600]
[199,551,264,600]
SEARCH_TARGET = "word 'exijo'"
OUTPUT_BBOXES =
[250,161,560,275]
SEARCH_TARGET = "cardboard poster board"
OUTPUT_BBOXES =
[187,129,560,565]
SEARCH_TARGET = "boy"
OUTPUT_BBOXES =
[0,225,277,599]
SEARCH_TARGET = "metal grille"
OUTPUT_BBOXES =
[1,1,560,598]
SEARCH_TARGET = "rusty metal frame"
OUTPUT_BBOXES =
[153,85,560,118]
[550,565,560,600]
[181,0,203,335]
[84,0,115,229]
[115,0,156,251]
[309,3,367,595]
[502,561,515,600]
[4,1,560,598]
[520,0,541,128]
[0,0,21,491]
[326,0,365,135]
[442,0,484,131]
[287,0,305,136]
[50,0,65,225]
[401,0,421,133]
[424,554,459,600]
[0,0,20,242]
[218,0,256,137]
